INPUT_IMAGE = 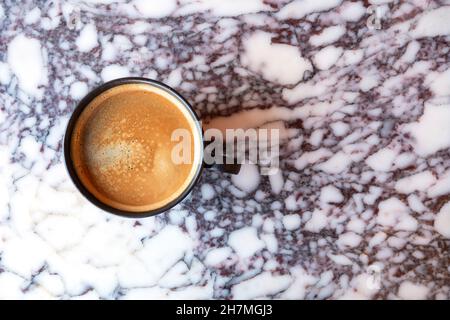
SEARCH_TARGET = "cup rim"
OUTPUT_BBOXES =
[63,77,204,218]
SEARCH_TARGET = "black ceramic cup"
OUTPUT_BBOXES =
[64,77,240,218]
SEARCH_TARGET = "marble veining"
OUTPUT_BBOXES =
[0,0,449,299]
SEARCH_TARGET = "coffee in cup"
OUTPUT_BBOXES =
[66,80,203,215]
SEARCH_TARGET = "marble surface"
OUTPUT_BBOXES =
[0,0,449,300]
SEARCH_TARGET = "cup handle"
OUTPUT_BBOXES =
[205,161,241,174]
[202,140,241,174]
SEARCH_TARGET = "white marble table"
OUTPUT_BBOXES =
[0,0,449,299]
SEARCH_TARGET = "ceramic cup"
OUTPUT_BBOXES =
[64,77,240,218]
